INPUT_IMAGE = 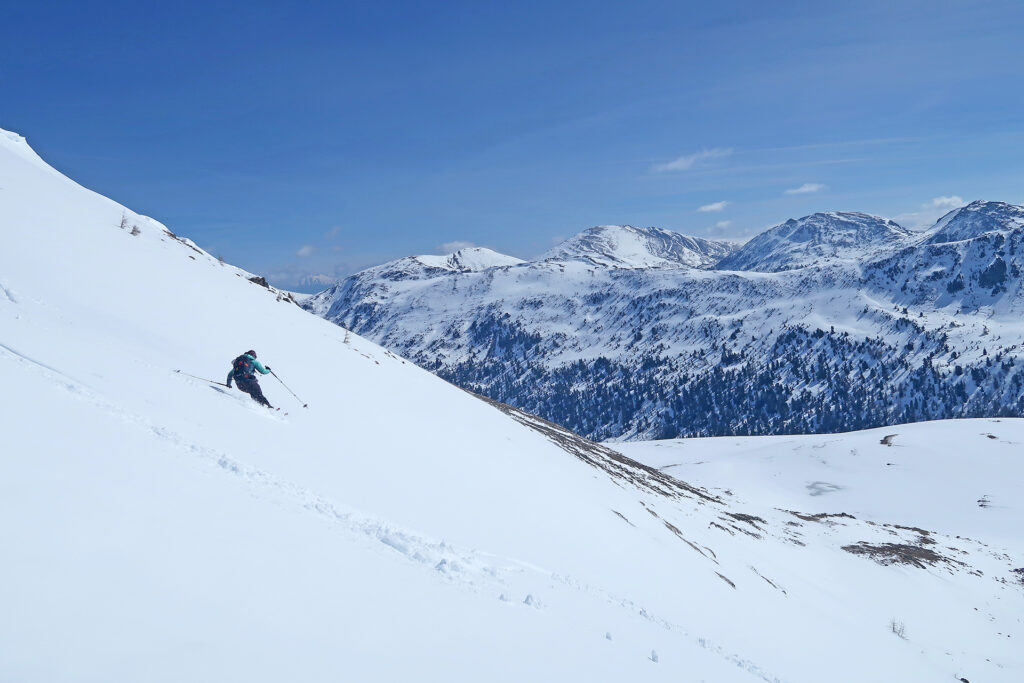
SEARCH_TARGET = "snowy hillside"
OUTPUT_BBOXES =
[715,211,912,272]
[306,204,1024,442]
[3,127,1022,682]
[925,201,1024,245]
[541,224,739,269]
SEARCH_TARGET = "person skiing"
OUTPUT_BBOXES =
[227,350,274,408]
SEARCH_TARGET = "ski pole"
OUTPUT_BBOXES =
[270,369,308,408]
[175,369,230,387]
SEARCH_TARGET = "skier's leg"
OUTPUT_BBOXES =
[236,377,259,403]
[250,381,273,408]
[237,377,273,409]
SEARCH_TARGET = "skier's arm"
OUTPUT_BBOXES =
[226,369,234,387]
[252,359,270,375]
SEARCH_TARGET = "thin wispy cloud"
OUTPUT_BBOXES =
[698,201,729,213]
[439,240,475,253]
[296,245,315,257]
[705,219,734,236]
[654,147,732,172]
[892,195,967,229]
[760,136,929,154]
[931,195,965,209]
[785,182,826,195]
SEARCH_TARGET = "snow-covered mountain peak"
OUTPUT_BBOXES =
[542,224,738,269]
[419,246,526,272]
[716,211,911,272]
[925,200,1024,245]
[351,247,524,284]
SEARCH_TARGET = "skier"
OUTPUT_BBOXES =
[227,350,274,408]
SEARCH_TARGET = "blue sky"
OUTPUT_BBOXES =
[3,0,1024,289]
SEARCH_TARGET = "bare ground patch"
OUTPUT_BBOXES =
[783,510,856,524]
[842,542,967,570]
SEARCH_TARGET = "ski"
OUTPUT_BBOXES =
[178,370,287,416]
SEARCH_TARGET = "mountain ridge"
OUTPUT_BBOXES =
[306,202,1024,441]
[541,224,740,269]
[715,211,913,272]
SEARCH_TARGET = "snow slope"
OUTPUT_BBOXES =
[542,224,739,269]
[1,128,1022,682]
[618,419,1023,548]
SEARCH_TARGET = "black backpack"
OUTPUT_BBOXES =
[232,354,255,380]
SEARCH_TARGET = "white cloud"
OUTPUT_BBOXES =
[930,195,965,209]
[654,147,732,172]
[892,195,967,230]
[785,182,826,195]
[439,240,475,253]
[706,220,750,240]
[698,201,729,213]
[296,245,315,257]
[324,225,343,239]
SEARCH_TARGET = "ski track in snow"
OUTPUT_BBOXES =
[1,340,785,681]
[0,281,17,303]
[1,341,502,587]
[0,340,92,389]
[549,572,784,682]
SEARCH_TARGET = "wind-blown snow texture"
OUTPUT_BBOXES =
[307,203,1024,441]
[1,128,1021,682]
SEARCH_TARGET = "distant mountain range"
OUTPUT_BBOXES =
[304,200,1024,440]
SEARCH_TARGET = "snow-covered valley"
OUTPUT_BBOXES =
[1,128,1022,682]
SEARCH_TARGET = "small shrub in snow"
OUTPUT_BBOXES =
[890,618,906,639]
[650,649,659,663]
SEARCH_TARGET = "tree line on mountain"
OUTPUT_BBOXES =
[431,323,1024,441]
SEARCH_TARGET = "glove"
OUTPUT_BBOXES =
[265,365,272,372]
